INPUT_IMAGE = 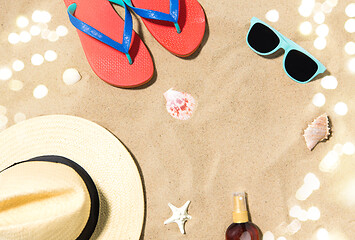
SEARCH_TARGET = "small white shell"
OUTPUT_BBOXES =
[63,68,81,85]
[303,113,330,150]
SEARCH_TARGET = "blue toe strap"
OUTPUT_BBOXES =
[67,3,133,64]
[111,0,181,33]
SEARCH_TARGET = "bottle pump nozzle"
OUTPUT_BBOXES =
[233,192,249,223]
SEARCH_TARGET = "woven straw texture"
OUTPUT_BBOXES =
[0,161,91,240]
[0,115,144,240]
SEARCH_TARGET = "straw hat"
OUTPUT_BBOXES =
[0,115,145,240]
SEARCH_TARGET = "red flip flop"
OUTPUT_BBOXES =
[63,0,154,88]
[123,0,206,57]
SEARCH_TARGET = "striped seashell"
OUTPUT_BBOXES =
[303,113,330,150]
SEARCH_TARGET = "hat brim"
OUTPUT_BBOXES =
[0,115,144,240]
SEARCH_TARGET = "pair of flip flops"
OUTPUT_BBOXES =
[64,0,206,88]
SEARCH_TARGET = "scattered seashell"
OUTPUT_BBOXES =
[303,113,330,150]
[164,201,192,234]
[63,68,81,85]
[164,88,196,120]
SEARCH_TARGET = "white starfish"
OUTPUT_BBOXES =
[164,200,192,234]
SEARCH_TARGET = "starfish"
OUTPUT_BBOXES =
[164,200,192,234]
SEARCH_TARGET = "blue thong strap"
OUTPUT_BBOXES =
[111,0,181,33]
[67,2,133,64]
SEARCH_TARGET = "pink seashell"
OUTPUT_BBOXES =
[303,113,330,150]
[164,88,196,120]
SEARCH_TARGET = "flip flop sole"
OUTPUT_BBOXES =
[131,0,206,57]
[64,0,154,88]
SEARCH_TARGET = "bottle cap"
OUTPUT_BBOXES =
[233,192,249,223]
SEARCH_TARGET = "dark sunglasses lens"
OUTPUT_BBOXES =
[285,50,318,82]
[247,23,280,53]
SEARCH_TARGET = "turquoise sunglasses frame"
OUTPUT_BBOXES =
[246,17,326,84]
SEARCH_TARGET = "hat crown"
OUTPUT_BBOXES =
[0,161,91,240]
[0,115,145,239]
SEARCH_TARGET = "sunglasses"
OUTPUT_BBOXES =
[246,17,326,84]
